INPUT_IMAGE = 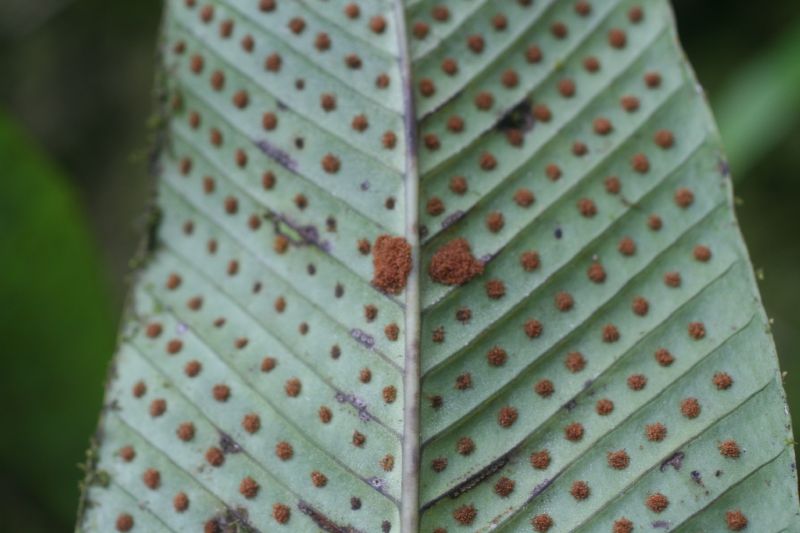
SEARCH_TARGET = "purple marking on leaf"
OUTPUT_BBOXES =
[691,470,703,485]
[254,139,298,171]
[271,212,331,252]
[367,477,387,493]
[177,323,188,334]
[297,501,363,533]
[335,392,372,422]
[660,451,685,472]
[208,508,258,533]
[531,478,553,498]
[441,210,464,229]
[429,453,512,506]
[298,226,323,248]
[555,227,563,239]
[350,328,375,348]
[360,181,370,191]
[718,157,730,177]
[652,520,670,529]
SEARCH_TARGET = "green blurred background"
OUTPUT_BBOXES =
[0,1,798,531]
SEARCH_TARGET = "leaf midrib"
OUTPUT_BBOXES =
[392,2,422,532]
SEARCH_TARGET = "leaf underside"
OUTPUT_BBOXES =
[78,1,799,532]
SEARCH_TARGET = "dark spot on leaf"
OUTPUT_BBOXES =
[205,507,256,533]
[297,501,361,533]
[266,211,331,252]
[422,450,514,511]
[660,451,685,472]
[254,139,297,171]
[218,431,242,454]
[496,98,534,133]
[530,477,554,499]
[441,210,464,229]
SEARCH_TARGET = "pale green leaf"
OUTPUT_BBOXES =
[77,1,799,532]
